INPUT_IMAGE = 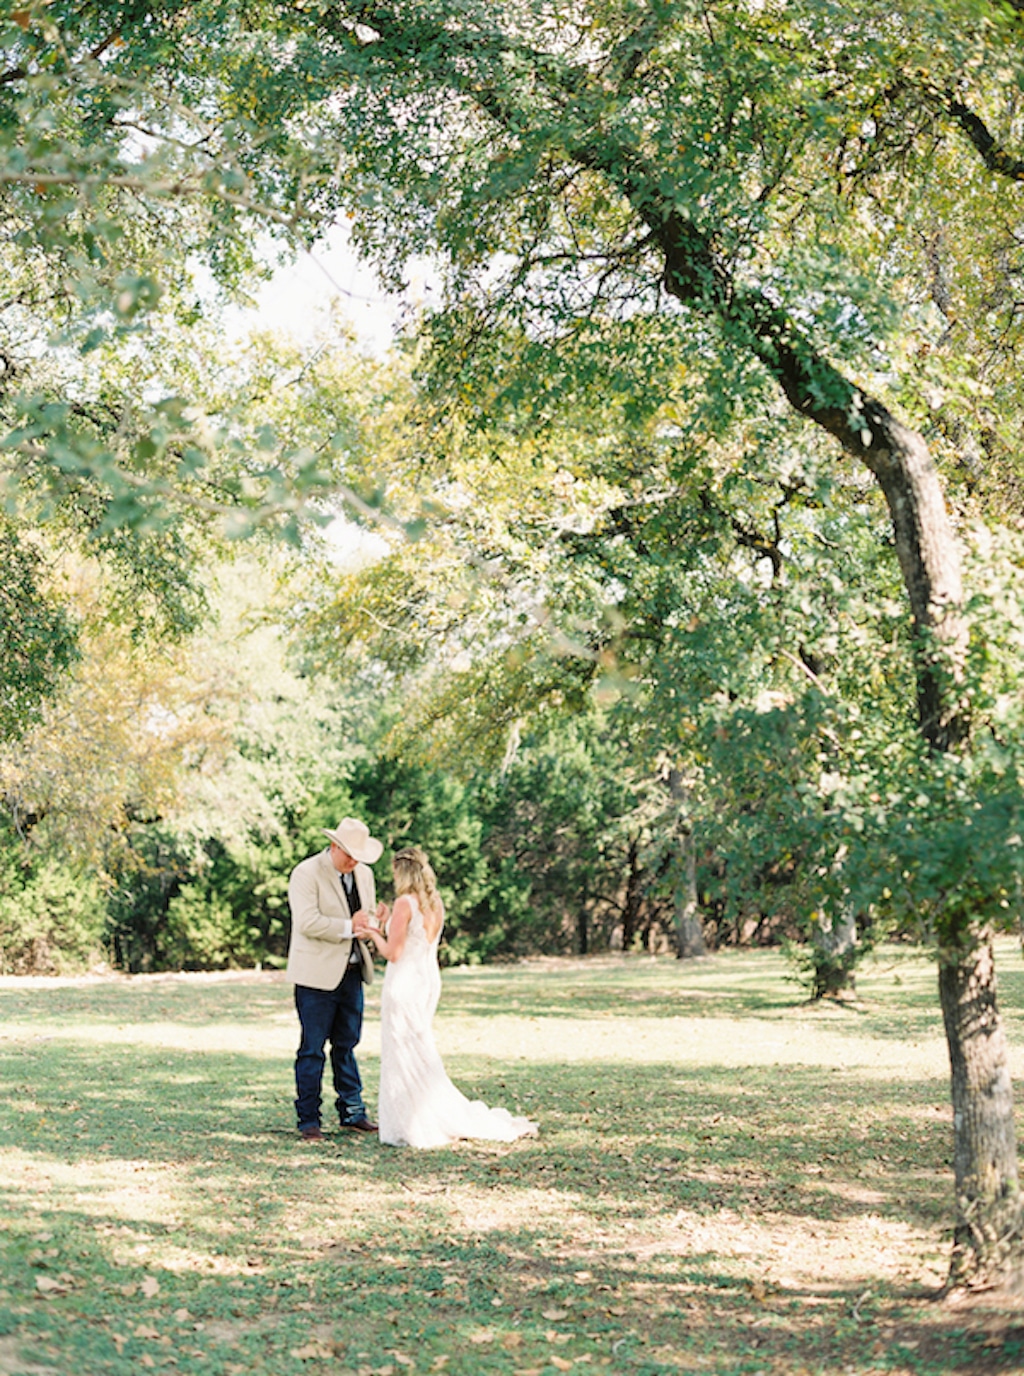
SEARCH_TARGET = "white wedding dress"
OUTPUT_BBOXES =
[378,895,538,1148]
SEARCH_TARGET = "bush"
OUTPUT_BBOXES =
[0,858,108,974]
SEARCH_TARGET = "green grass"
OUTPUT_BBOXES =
[2,941,1024,1375]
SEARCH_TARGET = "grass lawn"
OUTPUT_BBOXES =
[3,940,1024,1375]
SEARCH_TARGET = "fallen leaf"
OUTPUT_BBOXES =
[290,1341,334,1360]
[140,1359,155,1370]
[550,1360,574,1373]
[390,1353,415,1368]
[573,1271,593,1282]
[542,1309,568,1321]
[502,1332,523,1349]
[141,1277,160,1299]
[173,1308,191,1322]
[545,1331,571,1345]
[468,1329,495,1344]
[430,1359,450,1371]
[134,1324,160,1339]
[120,1284,137,1298]
[34,1275,66,1294]
[750,1279,767,1303]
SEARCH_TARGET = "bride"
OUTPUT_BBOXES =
[354,846,538,1149]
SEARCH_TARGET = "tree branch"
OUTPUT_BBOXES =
[0,169,311,228]
[316,0,969,748]
[947,97,1024,180]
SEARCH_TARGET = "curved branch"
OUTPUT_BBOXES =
[947,97,1024,180]
[320,0,970,749]
[0,169,310,228]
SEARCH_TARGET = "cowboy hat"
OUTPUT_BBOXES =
[322,817,383,865]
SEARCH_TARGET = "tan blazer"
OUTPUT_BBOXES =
[285,850,376,990]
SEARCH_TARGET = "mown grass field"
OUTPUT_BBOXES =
[2,941,1024,1375]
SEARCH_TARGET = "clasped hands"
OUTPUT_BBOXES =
[353,902,390,939]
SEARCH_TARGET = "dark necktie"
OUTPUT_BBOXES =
[343,873,358,915]
[344,874,361,965]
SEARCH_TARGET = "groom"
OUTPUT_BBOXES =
[286,817,383,1141]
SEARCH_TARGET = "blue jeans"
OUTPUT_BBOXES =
[293,965,366,1130]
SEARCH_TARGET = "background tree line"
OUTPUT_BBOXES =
[0,553,736,978]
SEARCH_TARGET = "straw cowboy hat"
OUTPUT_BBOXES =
[322,817,383,865]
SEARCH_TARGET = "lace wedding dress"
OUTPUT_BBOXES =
[378,895,538,1148]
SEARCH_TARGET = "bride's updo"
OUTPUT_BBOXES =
[392,846,441,916]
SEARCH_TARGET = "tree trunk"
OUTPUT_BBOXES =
[648,188,1020,1290]
[674,835,705,959]
[668,769,706,959]
[621,835,642,951]
[578,876,589,956]
[809,905,857,999]
[939,935,1024,1293]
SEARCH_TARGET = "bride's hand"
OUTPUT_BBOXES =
[375,901,390,926]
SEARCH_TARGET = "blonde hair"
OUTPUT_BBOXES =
[392,846,441,919]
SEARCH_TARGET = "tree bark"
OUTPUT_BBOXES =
[809,905,857,999]
[939,935,1024,1292]
[621,834,642,951]
[668,768,706,959]
[674,827,705,960]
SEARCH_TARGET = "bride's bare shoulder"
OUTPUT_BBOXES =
[390,893,414,922]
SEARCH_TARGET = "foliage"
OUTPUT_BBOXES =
[98,718,669,974]
[472,714,672,958]
[0,519,79,742]
[0,563,227,868]
[0,813,106,975]
[96,557,364,972]
[9,1,1024,1004]
[0,0,342,541]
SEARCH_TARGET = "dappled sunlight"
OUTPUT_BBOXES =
[438,1009,955,1074]
[625,1206,945,1292]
